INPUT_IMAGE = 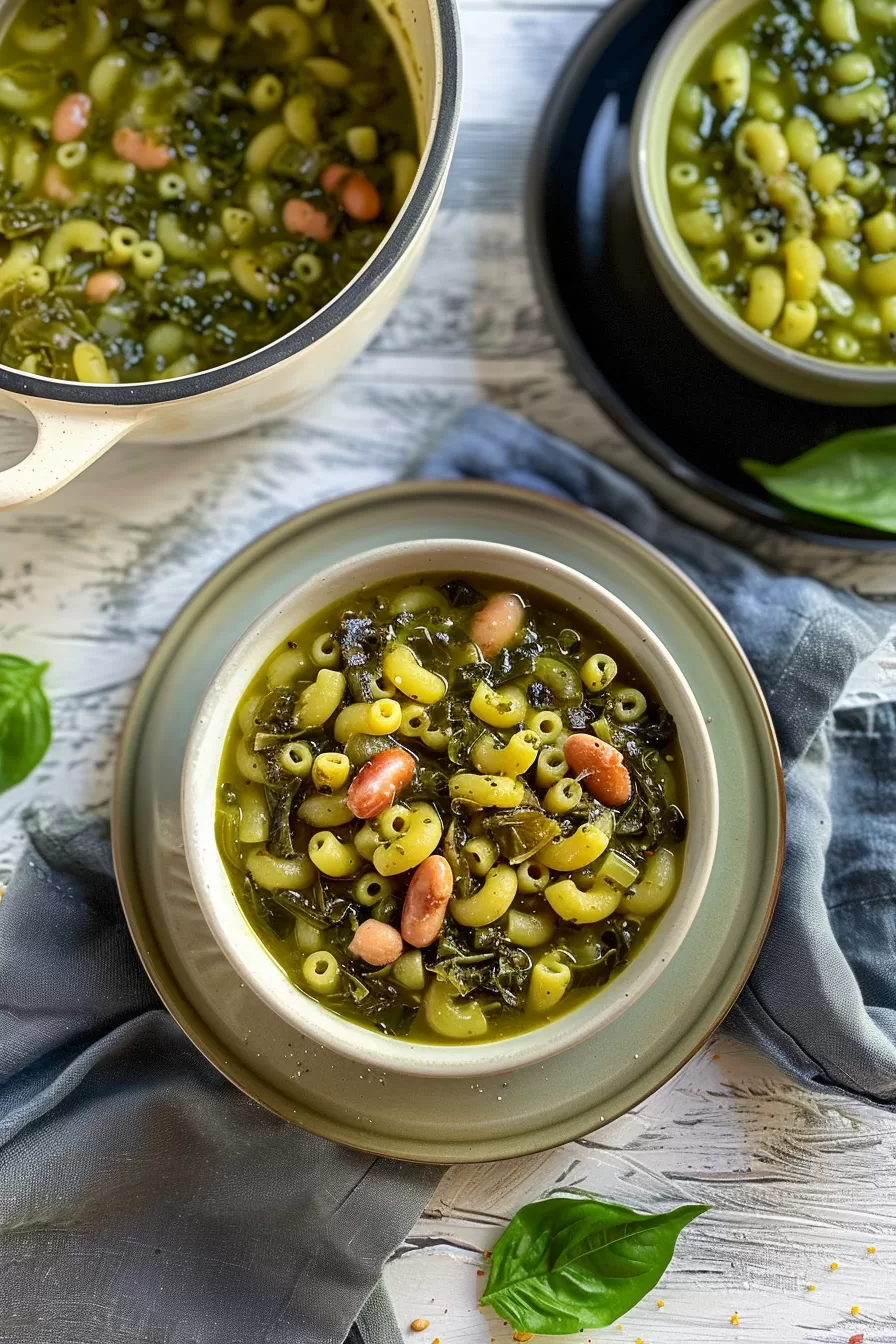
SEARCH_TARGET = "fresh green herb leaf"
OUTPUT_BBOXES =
[556,916,642,989]
[216,782,242,869]
[253,687,299,735]
[741,429,896,533]
[243,877,295,941]
[265,784,303,858]
[0,654,51,793]
[335,611,388,671]
[0,199,59,238]
[340,967,417,1036]
[490,627,539,684]
[442,815,472,900]
[482,806,560,862]
[427,914,532,1009]
[480,1193,708,1334]
[437,579,483,607]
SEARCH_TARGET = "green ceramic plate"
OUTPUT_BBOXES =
[112,481,784,1162]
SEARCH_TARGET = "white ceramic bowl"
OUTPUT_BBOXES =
[631,0,896,406]
[182,539,719,1078]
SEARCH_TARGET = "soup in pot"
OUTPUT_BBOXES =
[0,0,418,381]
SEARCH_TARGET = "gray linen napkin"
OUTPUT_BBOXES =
[0,807,440,1344]
[422,405,896,1107]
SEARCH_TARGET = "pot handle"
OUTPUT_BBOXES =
[0,396,149,509]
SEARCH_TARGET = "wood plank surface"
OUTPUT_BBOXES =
[0,0,894,1337]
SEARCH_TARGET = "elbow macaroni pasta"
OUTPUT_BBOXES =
[311,751,351,792]
[267,646,309,688]
[536,823,610,872]
[308,831,364,878]
[383,643,447,704]
[525,707,565,742]
[247,850,314,891]
[527,953,572,1014]
[470,680,528,728]
[334,697,401,741]
[450,864,518,927]
[463,835,499,877]
[298,789,354,828]
[448,773,526,808]
[303,951,341,995]
[373,802,442,876]
[470,729,540,776]
[298,670,347,730]
[237,784,269,844]
[535,745,568,789]
[424,979,487,1038]
[545,875,623,924]
[505,903,556,948]
[622,848,679,915]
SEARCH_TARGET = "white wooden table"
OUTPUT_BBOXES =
[2,0,896,1338]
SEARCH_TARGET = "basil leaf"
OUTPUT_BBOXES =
[0,655,52,793]
[741,428,896,533]
[480,1194,708,1334]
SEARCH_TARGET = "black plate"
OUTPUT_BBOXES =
[526,0,896,549]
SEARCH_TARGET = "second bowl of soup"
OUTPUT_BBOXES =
[182,539,719,1077]
[632,0,896,403]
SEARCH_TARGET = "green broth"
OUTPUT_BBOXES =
[216,575,688,1045]
[669,0,896,363]
[0,0,417,381]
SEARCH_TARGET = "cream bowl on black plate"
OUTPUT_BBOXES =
[632,0,896,406]
[182,539,719,1078]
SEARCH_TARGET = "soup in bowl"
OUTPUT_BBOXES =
[632,0,896,402]
[182,540,719,1078]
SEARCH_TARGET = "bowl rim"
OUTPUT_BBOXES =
[181,537,720,1079]
[631,0,896,388]
[0,0,462,409]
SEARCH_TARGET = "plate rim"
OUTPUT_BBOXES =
[524,0,896,553]
[112,478,786,1161]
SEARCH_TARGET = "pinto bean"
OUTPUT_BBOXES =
[52,92,91,143]
[470,592,525,658]
[340,171,381,221]
[85,269,125,303]
[348,918,403,966]
[112,126,172,172]
[319,163,380,220]
[347,746,415,819]
[320,161,351,194]
[43,164,73,203]
[401,855,453,947]
[282,197,334,242]
[564,733,631,807]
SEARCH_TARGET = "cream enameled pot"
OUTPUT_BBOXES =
[182,539,720,1079]
[0,0,460,509]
